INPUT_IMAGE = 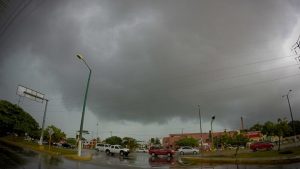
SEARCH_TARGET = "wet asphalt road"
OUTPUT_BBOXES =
[1,142,300,169]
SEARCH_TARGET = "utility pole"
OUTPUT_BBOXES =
[282,90,296,140]
[292,35,300,55]
[198,105,203,153]
[97,122,99,139]
[211,115,215,150]
[241,116,244,130]
[292,35,300,66]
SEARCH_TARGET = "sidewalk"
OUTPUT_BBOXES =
[274,141,300,150]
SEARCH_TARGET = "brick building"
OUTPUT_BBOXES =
[163,130,262,149]
[244,131,263,142]
[163,130,237,149]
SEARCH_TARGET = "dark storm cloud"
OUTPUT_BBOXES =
[1,0,300,130]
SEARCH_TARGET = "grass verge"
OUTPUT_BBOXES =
[181,147,300,165]
[0,136,76,155]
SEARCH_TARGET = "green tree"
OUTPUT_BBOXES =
[216,132,249,148]
[44,125,66,143]
[175,137,198,147]
[154,138,160,145]
[249,123,263,131]
[150,138,155,144]
[66,138,76,145]
[0,100,39,137]
[288,120,300,136]
[262,121,276,136]
[105,136,122,145]
[150,137,161,145]
[275,118,291,151]
[122,137,138,150]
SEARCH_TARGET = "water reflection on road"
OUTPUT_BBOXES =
[1,141,300,169]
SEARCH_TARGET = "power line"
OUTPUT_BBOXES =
[196,72,300,96]
[90,71,300,109]
[172,62,299,90]
[0,0,24,31]
[0,0,33,38]
[99,53,297,92]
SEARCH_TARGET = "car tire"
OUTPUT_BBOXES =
[151,153,156,157]
[193,151,197,155]
[106,150,110,155]
[167,153,172,157]
[120,151,124,156]
[180,151,184,155]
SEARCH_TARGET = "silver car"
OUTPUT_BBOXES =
[177,146,199,155]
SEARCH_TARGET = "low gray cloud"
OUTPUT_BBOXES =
[1,0,300,135]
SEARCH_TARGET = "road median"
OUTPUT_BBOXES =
[179,147,300,165]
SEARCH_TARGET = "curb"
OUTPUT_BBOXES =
[180,156,300,165]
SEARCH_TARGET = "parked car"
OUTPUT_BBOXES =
[95,143,103,151]
[177,146,198,155]
[250,142,274,152]
[95,143,110,152]
[148,146,175,157]
[96,144,110,152]
[136,148,148,153]
[62,143,72,148]
[227,144,245,150]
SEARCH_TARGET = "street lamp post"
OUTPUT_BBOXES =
[76,54,92,156]
[282,89,296,140]
[211,115,215,150]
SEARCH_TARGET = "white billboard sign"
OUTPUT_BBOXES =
[17,85,44,103]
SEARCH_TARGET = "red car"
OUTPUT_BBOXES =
[148,147,175,157]
[250,142,274,151]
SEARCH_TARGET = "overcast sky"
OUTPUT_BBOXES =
[1,0,300,141]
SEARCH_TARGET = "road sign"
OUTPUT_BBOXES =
[48,128,54,136]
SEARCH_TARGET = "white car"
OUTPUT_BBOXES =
[136,148,148,153]
[106,145,130,156]
[95,143,110,152]
[177,146,199,155]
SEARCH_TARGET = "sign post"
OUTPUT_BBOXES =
[48,128,54,150]
[16,85,48,146]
